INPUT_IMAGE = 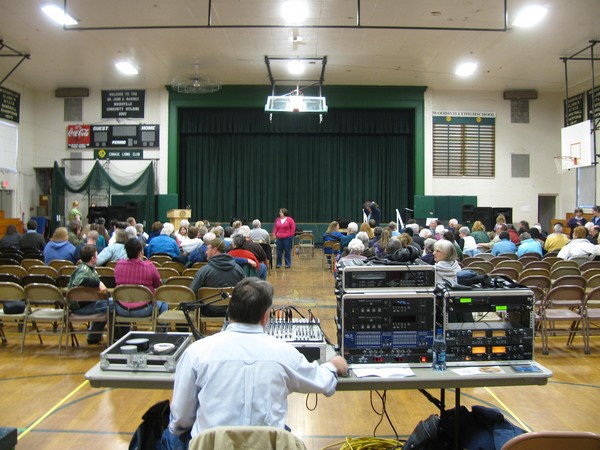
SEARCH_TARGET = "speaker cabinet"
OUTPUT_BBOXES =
[463,205,494,231]
[492,207,513,226]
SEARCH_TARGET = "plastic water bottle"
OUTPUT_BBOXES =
[432,331,447,372]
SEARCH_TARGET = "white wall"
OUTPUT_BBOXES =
[13,86,169,221]
[7,83,587,226]
[424,88,577,226]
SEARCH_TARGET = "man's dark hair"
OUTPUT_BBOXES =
[125,238,143,259]
[80,244,98,263]
[187,226,199,239]
[404,227,414,237]
[27,219,38,231]
[228,278,273,324]
[499,231,510,240]
[443,230,456,243]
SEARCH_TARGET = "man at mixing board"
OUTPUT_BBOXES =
[161,278,348,449]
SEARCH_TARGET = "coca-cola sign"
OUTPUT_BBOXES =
[67,125,91,149]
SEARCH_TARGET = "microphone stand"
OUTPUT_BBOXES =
[179,290,231,340]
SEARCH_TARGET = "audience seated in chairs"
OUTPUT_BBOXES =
[146,223,181,259]
[234,226,268,278]
[189,238,245,317]
[249,219,270,244]
[43,227,76,264]
[113,238,167,336]
[459,227,480,257]
[517,232,543,258]
[228,234,263,279]
[558,226,598,261]
[19,219,46,253]
[97,229,128,266]
[187,232,215,266]
[0,224,21,250]
[491,231,517,256]
[67,245,113,345]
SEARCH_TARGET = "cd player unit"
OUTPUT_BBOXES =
[340,264,436,292]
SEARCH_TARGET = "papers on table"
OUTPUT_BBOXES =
[351,366,415,378]
[451,366,505,376]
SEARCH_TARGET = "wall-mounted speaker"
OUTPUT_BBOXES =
[492,207,513,226]
[503,90,538,100]
[462,205,494,231]
[55,87,90,98]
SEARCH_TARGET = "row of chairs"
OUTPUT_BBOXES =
[322,241,340,272]
[537,285,600,355]
[464,259,600,282]
[472,250,596,267]
[0,247,44,265]
[0,281,234,351]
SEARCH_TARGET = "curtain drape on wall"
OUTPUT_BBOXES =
[52,161,155,231]
[179,108,414,223]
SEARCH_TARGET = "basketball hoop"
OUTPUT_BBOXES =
[554,156,577,174]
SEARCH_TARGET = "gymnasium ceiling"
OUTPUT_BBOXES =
[0,0,599,94]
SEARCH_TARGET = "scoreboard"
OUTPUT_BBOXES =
[91,124,159,148]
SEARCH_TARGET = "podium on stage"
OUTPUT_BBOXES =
[166,209,192,230]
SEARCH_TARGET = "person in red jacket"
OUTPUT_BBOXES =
[273,208,296,269]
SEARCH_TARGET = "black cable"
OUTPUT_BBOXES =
[370,390,399,440]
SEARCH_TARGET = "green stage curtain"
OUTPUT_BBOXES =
[179,109,414,223]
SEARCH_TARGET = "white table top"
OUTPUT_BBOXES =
[85,361,552,391]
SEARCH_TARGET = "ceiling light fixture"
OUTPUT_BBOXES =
[512,5,548,28]
[455,62,478,77]
[281,0,308,24]
[115,61,139,75]
[41,5,78,25]
[287,60,305,75]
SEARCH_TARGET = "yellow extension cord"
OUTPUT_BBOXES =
[321,436,403,450]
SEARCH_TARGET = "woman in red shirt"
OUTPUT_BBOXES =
[273,208,296,269]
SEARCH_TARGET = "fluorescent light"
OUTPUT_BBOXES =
[287,60,305,75]
[455,62,478,77]
[41,5,78,26]
[513,5,548,28]
[281,1,308,24]
[115,62,138,75]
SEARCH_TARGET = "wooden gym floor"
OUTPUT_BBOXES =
[1,254,599,449]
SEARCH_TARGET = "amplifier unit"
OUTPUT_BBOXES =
[441,288,535,314]
[266,318,327,362]
[435,287,535,362]
[338,261,436,292]
[446,322,533,361]
[338,292,435,364]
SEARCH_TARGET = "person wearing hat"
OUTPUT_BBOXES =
[189,238,246,317]
[68,201,82,222]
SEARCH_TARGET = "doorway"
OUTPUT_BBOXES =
[538,195,557,233]
[0,190,13,217]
